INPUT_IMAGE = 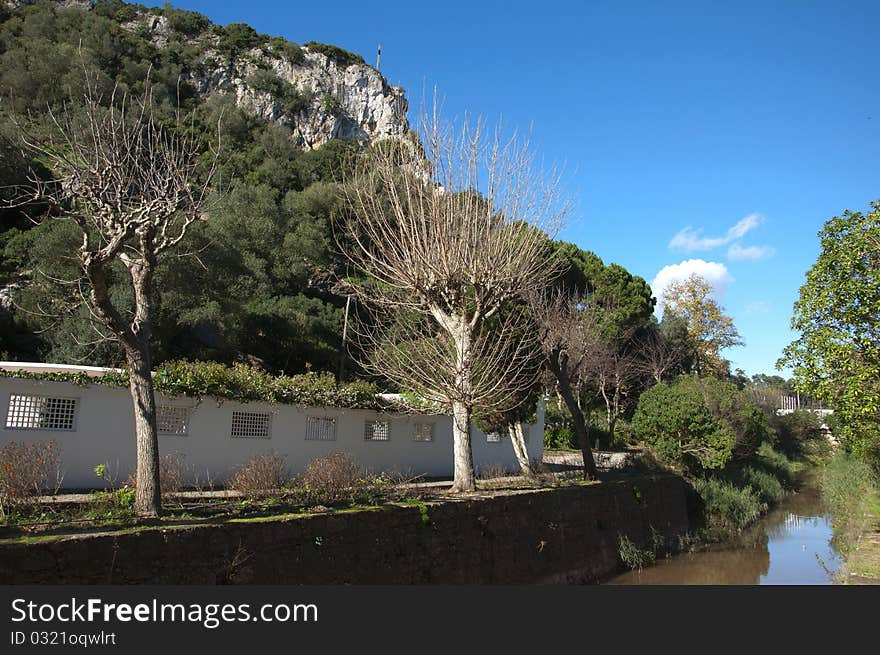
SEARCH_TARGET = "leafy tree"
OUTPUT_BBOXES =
[660,274,742,377]
[632,375,767,472]
[779,200,880,467]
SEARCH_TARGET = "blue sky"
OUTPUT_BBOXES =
[151,0,880,377]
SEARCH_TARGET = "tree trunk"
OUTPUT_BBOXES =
[550,355,598,480]
[508,422,533,476]
[127,348,161,517]
[450,321,476,492]
[451,399,476,492]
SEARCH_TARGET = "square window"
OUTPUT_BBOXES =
[305,416,336,441]
[231,411,272,439]
[413,422,434,442]
[157,405,190,436]
[5,394,78,431]
[365,419,390,441]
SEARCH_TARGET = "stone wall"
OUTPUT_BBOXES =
[0,476,690,584]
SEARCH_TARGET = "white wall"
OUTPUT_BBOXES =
[0,377,543,489]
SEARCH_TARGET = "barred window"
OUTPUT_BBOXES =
[413,422,434,442]
[230,411,272,439]
[5,394,78,431]
[305,416,336,441]
[365,419,390,441]
[158,405,190,436]
[486,430,505,443]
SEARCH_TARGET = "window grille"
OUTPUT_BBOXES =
[305,416,336,441]
[5,394,77,431]
[413,422,434,442]
[158,405,190,436]
[230,411,272,439]
[486,430,505,443]
[365,419,390,441]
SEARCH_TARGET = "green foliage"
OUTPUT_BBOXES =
[691,477,767,536]
[215,22,264,54]
[770,410,827,459]
[162,4,210,36]
[632,375,768,472]
[550,241,655,337]
[740,466,785,504]
[632,377,733,471]
[0,360,386,410]
[780,200,880,469]
[822,451,877,548]
[0,0,367,375]
[322,92,341,115]
[617,533,655,571]
[303,41,365,67]
[266,36,305,65]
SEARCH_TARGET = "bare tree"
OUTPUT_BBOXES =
[10,80,218,516]
[529,291,601,479]
[339,104,566,492]
[590,337,642,446]
[634,327,681,385]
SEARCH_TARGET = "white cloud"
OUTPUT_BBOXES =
[744,301,771,315]
[727,243,776,261]
[668,213,762,252]
[651,259,733,315]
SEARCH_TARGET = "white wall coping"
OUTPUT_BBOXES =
[0,361,125,377]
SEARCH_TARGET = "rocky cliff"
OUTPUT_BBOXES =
[6,0,410,150]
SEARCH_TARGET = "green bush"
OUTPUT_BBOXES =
[741,466,785,504]
[632,375,768,472]
[770,410,825,458]
[163,6,210,36]
[0,361,386,410]
[544,425,577,450]
[303,41,365,67]
[267,36,304,65]
[691,477,767,536]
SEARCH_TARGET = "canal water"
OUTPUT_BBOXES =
[607,484,843,585]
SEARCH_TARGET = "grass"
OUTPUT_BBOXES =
[0,470,610,546]
[822,452,880,583]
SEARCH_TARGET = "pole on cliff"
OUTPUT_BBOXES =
[376,43,381,70]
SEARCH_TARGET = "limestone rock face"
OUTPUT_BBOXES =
[129,17,410,150]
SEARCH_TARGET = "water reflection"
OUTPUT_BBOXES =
[607,487,842,585]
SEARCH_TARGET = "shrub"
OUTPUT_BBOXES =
[0,441,62,516]
[618,534,655,571]
[159,453,183,497]
[299,452,363,505]
[124,453,184,498]
[632,375,768,472]
[770,410,826,459]
[303,41,365,67]
[229,452,288,498]
[267,36,305,65]
[477,463,510,480]
[217,23,263,53]
[691,477,767,536]
[741,466,785,504]
[543,425,577,450]
[163,7,210,36]
[322,93,341,115]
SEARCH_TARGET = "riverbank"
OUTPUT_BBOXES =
[606,478,841,584]
[821,452,880,584]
